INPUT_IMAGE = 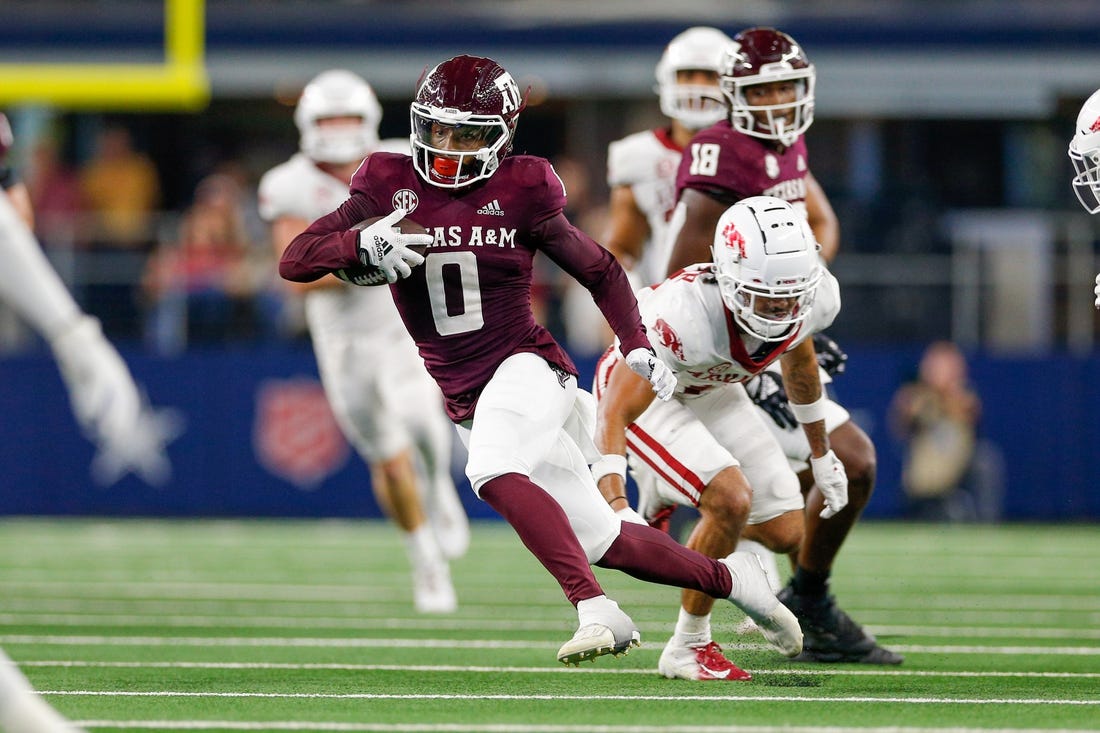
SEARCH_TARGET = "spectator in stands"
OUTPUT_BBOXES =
[890,341,1003,521]
[78,124,162,338]
[25,134,82,254]
[79,124,160,250]
[142,173,261,351]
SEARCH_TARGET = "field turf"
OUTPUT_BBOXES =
[0,518,1097,732]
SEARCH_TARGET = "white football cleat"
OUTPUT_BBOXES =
[735,538,783,592]
[730,539,782,635]
[412,561,457,614]
[557,598,640,666]
[658,638,752,681]
[720,551,802,657]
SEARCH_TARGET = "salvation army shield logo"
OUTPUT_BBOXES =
[253,378,349,488]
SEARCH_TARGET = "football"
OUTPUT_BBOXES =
[333,215,431,287]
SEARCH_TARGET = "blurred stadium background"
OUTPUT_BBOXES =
[1,0,1098,520]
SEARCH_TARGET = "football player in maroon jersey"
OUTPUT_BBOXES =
[281,55,804,666]
[661,28,902,665]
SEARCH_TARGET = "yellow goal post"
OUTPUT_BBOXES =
[0,0,209,110]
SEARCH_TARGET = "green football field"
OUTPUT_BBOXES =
[0,518,1097,732]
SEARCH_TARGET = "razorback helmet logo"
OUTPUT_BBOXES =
[721,221,746,260]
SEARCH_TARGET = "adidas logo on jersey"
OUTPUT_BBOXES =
[476,199,505,216]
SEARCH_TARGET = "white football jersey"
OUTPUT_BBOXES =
[636,263,840,396]
[259,141,453,465]
[606,128,684,287]
[258,145,407,342]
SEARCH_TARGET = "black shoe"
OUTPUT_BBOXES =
[777,582,904,665]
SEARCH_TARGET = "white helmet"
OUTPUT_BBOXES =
[655,26,733,130]
[711,196,822,341]
[295,69,381,164]
[1069,88,1100,214]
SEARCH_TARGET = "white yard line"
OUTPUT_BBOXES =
[2,613,1100,640]
[4,634,1100,656]
[19,660,1100,679]
[46,690,1100,705]
[69,722,1100,733]
[2,581,1099,610]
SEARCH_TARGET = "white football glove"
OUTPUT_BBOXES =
[625,347,676,401]
[810,449,849,519]
[50,316,181,486]
[356,207,431,283]
[1094,272,1099,309]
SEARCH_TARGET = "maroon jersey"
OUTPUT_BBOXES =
[675,119,809,207]
[280,152,649,423]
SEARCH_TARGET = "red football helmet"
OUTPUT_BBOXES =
[410,55,527,189]
[719,27,815,146]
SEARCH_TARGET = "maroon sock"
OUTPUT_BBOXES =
[479,473,604,605]
[595,521,733,597]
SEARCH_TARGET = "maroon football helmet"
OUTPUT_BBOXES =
[719,27,815,146]
[410,55,527,189]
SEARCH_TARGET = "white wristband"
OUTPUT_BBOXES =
[591,454,628,483]
[789,395,828,424]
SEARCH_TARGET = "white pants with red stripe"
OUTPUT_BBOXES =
[624,381,805,526]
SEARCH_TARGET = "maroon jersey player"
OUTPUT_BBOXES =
[281,54,802,666]
[662,28,900,666]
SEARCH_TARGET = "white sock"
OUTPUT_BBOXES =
[576,595,617,626]
[673,607,712,646]
[403,524,443,570]
[737,538,783,593]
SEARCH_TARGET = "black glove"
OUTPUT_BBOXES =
[744,371,798,430]
[813,332,847,378]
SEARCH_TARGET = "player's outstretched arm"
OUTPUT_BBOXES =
[0,190,179,486]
